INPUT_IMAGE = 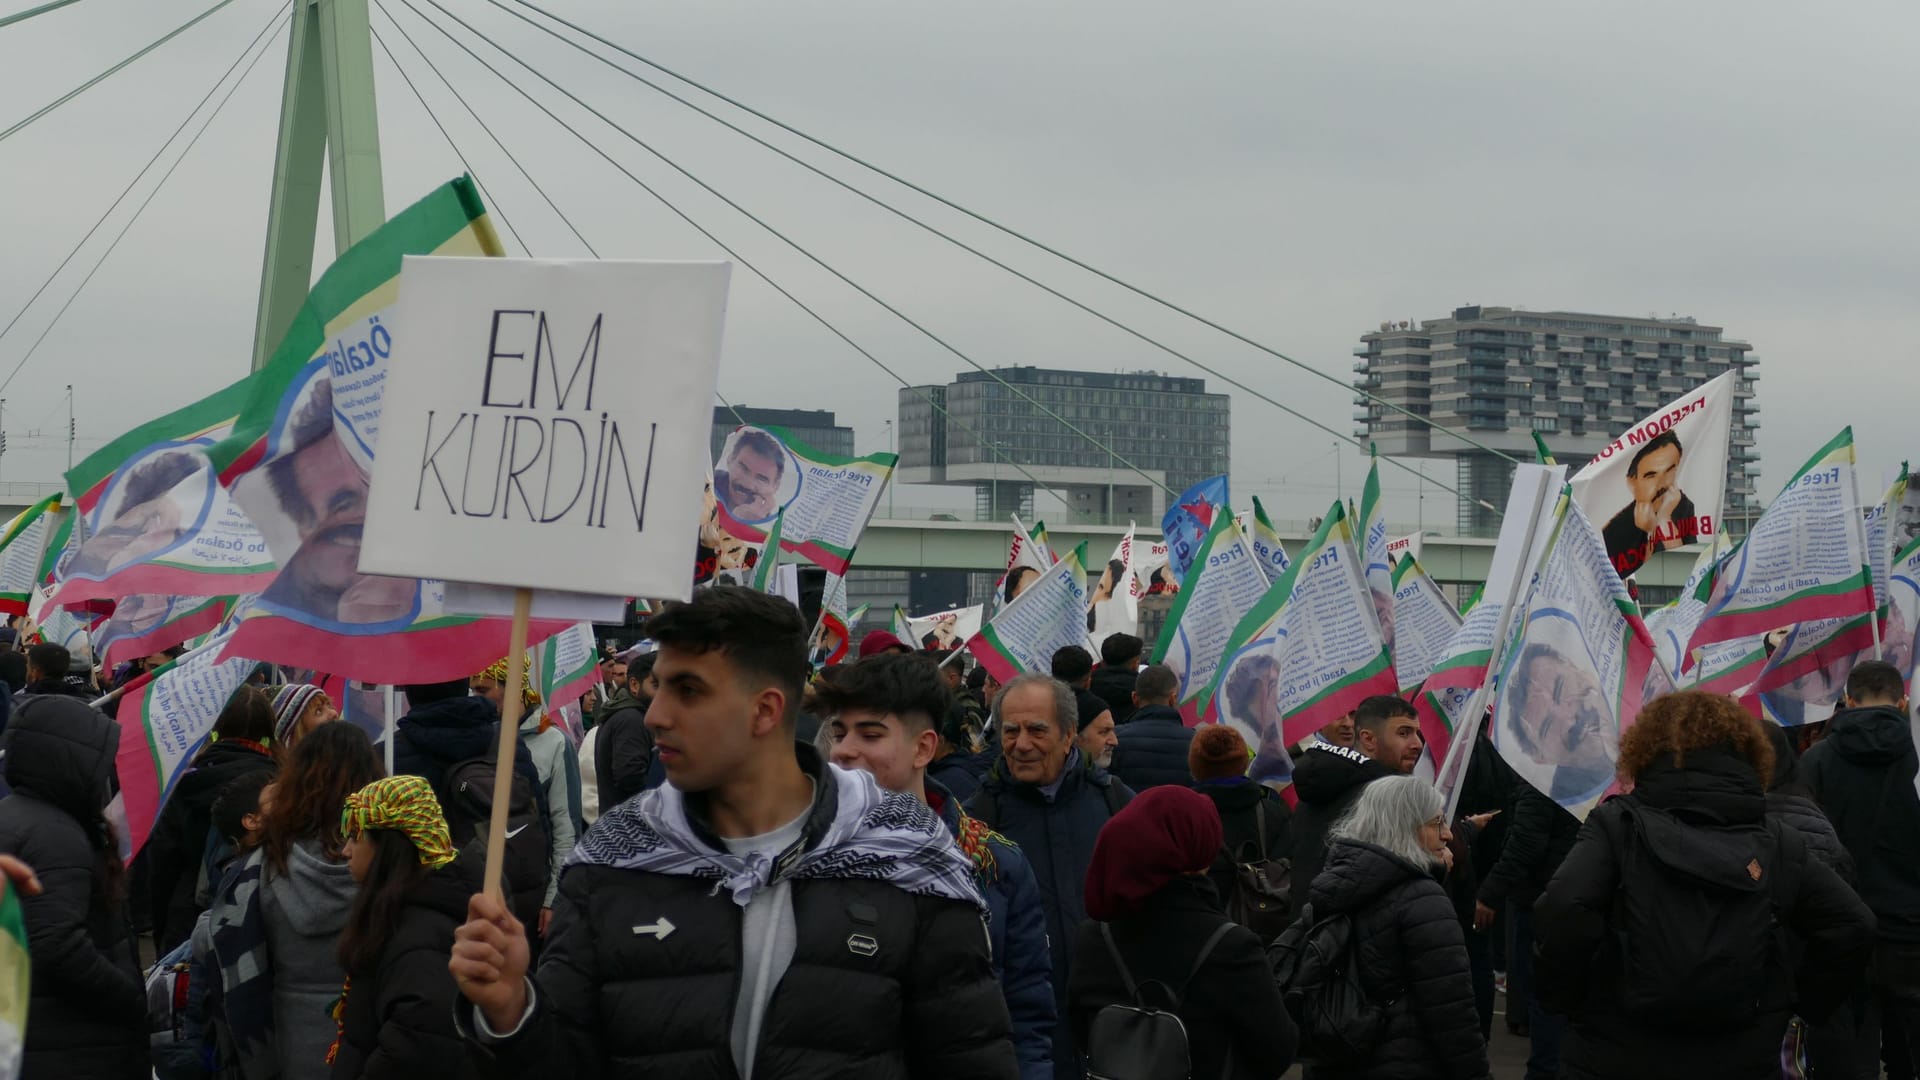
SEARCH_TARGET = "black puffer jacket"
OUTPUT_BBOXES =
[1534,749,1876,1080]
[391,695,549,925]
[1069,876,1298,1079]
[331,854,484,1080]
[1198,777,1290,908]
[1108,705,1196,792]
[1088,666,1137,723]
[146,738,276,952]
[1296,840,1490,1080]
[0,696,146,1079]
[465,746,1016,1079]
[1287,743,1394,918]
[1800,704,1920,943]
[591,702,655,814]
[1476,783,1578,912]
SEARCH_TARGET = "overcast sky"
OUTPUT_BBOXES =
[2,0,1916,529]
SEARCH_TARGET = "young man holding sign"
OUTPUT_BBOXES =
[450,587,1016,1078]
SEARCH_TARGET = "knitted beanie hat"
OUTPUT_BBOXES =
[1188,723,1253,782]
[270,683,323,745]
[339,775,457,869]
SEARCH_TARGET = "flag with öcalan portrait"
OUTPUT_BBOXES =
[1208,502,1395,785]
[537,622,601,714]
[53,372,276,610]
[708,423,895,576]
[1682,428,1874,666]
[1390,556,1462,694]
[1490,489,1665,821]
[969,541,1095,684]
[206,178,569,683]
[1359,448,1395,663]
[1567,372,1737,580]
[1150,511,1268,722]
[809,573,856,666]
[0,493,62,616]
[1248,495,1291,584]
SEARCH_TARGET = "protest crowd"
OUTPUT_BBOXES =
[0,180,1917,1080]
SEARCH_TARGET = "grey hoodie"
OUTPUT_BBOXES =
[262,838,358,1080]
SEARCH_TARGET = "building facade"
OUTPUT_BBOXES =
[710,406,855,464]
[897,367,1230,524]
[1353,306,1760,533]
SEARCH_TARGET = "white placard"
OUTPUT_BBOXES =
[360,257,729,600]
[442,581,630,623]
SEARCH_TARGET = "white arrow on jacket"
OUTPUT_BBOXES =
[631,917,676,940]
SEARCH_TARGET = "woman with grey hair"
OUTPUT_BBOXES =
[1294,776,1490,1079]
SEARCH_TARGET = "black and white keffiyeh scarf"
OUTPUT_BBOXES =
[571,763,986,914]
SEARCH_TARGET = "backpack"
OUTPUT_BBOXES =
[1608,806,1805,1031]
[1224,807,1291,941]
[443,748,551,926]
[1268,902,1392,1064]
[1085,921,1235,1080]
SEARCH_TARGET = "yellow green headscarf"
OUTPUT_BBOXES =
[339,776,457,869]
[479,656,542,710]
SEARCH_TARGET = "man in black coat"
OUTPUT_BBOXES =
[968,673,1133,1077]
[1801,660,1920,1071]
[1108,664,1194,792]
[452,587,1016,1079]
[1474,780,1578,1062]
[1285,693,1418,918]
[592,656,659,814]
[0,695,146,1077]
[1088,634,1141,723]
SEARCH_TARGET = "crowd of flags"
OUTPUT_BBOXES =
[1,173,1908,881]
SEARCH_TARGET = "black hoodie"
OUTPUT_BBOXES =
[1285,741,1393,919]
[1801,704,1920,943]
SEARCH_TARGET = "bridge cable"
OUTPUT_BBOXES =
[407,0,1180,501]
[485,0,1487,504]
[372,2,596,256]
[0,14,284,400]
[382,0,1070,508]
[369,24,530,256]
[0,0,88,31]
[0,0,243,145]
[0,0,289,357]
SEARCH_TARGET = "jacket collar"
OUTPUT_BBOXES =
[678,740,839,862]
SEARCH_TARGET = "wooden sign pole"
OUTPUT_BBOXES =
[482,587,534,902]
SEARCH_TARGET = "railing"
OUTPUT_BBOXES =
[0,481,64,501]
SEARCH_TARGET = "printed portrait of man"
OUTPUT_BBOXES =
[1601,431,1698,576]
[1224,650,1291,778]
[69,450,205,579]
[921,613,961,651]
[1503,641,1617,801]
[713,427,786,523]
[260,379,413,626]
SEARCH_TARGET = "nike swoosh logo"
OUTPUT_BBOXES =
[505,824,529,839]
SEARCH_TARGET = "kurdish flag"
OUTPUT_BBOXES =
[1208,501,1396,785]
[712,424,895,575]
[0,875,23,1079]
[93,594,236,671]
[969,541,1095,683]
[1358,447,1395,661]
[537,623,601,713]
[810,573,856,666]
[1248,495,1292,584]
[0,493,61,615]
[1683,429,1875,663]
[1150,511,1269,721]
[1490,489,1665,820]
[1390,556,1462,695]
[54,371,274,608]
[206,178,567,683]
[114,621,257,854]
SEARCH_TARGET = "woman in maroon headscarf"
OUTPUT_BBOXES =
[1067,785,1298,1079]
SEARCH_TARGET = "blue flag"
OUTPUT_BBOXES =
[1160,474,1230,584]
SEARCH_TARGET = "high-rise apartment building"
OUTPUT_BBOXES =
[897,366,1230,523]
[1354,306,1760,533]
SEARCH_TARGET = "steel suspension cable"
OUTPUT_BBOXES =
[0,0,242,145]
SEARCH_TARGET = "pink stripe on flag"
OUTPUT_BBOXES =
[116,692,165,856]
[966,634,1020,686]
[223,614,573,685]
[1683,587,1876,671]
[53,565,279,609]
[1278,667,1402,749]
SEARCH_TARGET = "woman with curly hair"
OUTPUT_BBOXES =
[1533,691,1874,1079]
[210,722,382,1080]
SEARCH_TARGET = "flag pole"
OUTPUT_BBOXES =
[483,588,534,902]
[383,684,398,775]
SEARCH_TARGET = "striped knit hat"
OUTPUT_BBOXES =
[339,775,457,869]
[270,684,323,745]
